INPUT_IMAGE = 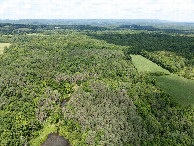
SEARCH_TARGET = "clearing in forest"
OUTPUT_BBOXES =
[131,54,194,107]
[0,43,10,54]
[131,55,170,74]
[155,74,194,107]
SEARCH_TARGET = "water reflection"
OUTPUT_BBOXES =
[61,97,70,107]
[41,133,70,146]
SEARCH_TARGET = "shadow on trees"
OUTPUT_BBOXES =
[87,32,194,60]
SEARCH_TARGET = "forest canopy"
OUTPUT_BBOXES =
[0,23,193,145]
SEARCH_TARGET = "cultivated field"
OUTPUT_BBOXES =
[132,54,194,107]
[0,43,10,54]
[156,74,194,107]
[131,55,170,74]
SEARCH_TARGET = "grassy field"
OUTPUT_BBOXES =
[0,43,10,54]
[131,55,170,74]
[156,74,194,107]
[131,55,194,107]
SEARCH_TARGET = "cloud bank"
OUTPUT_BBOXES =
[0,0,193,22]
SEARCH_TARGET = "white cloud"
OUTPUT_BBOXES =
[0,0,193,22]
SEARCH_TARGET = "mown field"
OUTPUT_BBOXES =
[131,54,194,107]
[0,43,10,54]
[131,55,170,74]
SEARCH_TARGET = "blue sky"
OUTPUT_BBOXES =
[0,0,194,22]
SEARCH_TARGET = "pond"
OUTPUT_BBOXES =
[61,97,70,108]
[42,133,70,146]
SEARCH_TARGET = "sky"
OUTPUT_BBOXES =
[0,0,194,22]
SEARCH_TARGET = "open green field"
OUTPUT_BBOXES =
[156,74,194,107]
[132,55,194,107]
[0,43,10,54]
[131,55,170,74]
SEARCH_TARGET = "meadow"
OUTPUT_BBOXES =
[131,55,170,74]
[131,54,194,107]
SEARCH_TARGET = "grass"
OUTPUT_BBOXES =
[0,43,10,54]
[155,74,194,107]
[131,55,170,74]
[131,55,194,107]
[29,124,58,146]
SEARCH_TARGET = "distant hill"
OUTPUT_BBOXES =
[0,19,194,30]
[0,19,168,25]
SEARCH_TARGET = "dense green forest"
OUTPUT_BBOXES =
[0,23,193,145]
[88,31,194,79]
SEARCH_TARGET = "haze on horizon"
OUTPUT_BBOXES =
[0,0,194,22]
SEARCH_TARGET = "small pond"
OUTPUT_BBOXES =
[42,133,70,146]
[61,97,70,107]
